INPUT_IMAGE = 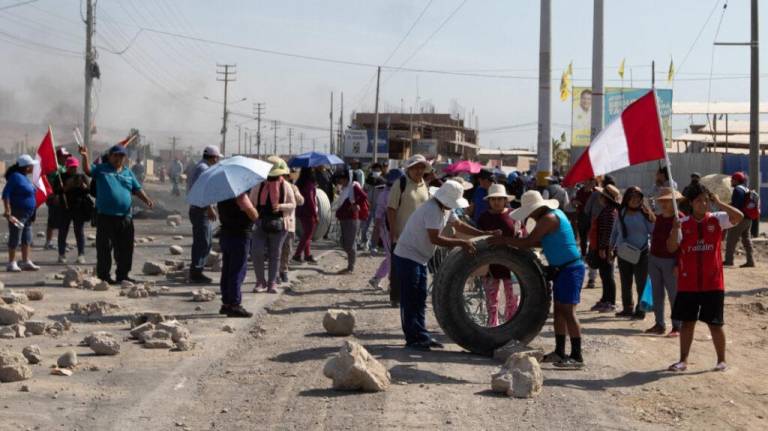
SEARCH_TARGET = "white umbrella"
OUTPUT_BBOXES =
[186,156,272,207]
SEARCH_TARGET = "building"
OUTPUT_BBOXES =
[345,112,479,162]
[476,148,537,172]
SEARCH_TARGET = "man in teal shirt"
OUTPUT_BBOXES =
[80,145,153,283]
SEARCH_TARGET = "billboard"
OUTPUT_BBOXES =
[412,139,438,157]
[572,87,673,147]
[343,129,388,157]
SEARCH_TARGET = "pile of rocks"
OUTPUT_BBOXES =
[119,282,168,299]
[59,267,111,290]
[1,289,29,305]
[323,340,390,392]
[130,319,194,351]
[142,259,186,277]
[191,288,216,302]
[490,352,543,398]
[70,301,120,318]
[0,303,34,325]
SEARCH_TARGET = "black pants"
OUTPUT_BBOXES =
[96,214,134,281]
[597,257,616,305]
[577,213,591,256]
[617,251,649,311]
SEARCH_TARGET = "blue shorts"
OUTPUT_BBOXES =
[553,262,585,305]
[8,213,33,249]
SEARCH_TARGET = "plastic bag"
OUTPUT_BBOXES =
[639,277,654,312]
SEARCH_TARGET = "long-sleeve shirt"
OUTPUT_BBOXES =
[610,210,654,251]
[596,207,617,251]
[295,180,318,219]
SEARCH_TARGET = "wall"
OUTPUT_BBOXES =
[610,153,723,194]
[722,154,768,216]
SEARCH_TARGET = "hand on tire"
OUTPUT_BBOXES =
[461,240,477,256]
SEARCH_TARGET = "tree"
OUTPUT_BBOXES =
[552,131,570,174]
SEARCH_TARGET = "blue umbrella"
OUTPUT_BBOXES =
[186,156,272,207]
[287,151,344,168]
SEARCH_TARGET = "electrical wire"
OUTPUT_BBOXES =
[0,0,37,11]
[676,0,722,75]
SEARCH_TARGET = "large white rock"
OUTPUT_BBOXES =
[142,261,167,276]
[169,245,183,255]
[166,214,183,226]
[491,353,543,398]
[0,303,34,325]
[57,350,78,369]
[86,332,121,355]
[62,267,83,288]
[156,320,190,343]
[1,289,28,304]
[191,288,216,302]
[323,340,390,392]
[0,350,32,382]
[322,309,356,336]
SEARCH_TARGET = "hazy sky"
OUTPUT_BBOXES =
[0,0,765,153]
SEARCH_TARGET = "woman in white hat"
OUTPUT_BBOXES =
[476,184,521,326]
[489,190,585,368]
[2,154,41,272]
[393,180,500,351]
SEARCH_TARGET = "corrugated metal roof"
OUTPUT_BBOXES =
[673,102,768,115]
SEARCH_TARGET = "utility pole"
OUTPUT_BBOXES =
[299,132,305,153]
[288,128,293,156]
[170,136,178,159]
[253,102,265,158]
[536,0,552,185]
[590,0,604,142]
[216,64,236,155]
[272,120,279,155]
[329,92,334,154]
[373,66,381,164]
[237,125,242,154]
[243,129,248,155]
[339,92,344,156]
[83,0,95,153]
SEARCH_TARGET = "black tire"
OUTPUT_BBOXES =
[432,239,549,356]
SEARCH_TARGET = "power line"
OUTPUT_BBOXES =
[383,0,435,66]
[676,0,723,75]
[0,0,37,11]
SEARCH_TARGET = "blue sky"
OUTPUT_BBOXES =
[0,0,764,152]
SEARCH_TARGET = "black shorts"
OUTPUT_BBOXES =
[672,291,725,326]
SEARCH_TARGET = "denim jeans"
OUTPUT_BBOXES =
[648,255,681,330]
[250,223,287,286]
[340,219,359,271]
[7,211,33,249]
[220,232,250,306]
[189,206,212,271]
[394,254,430,345]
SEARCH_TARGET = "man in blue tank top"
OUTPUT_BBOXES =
[489,190,586,368]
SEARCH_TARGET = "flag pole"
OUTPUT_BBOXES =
[652,89,679,219]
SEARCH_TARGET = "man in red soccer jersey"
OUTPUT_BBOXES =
[666,182,743,372]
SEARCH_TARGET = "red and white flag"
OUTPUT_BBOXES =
[32,127,59,207]
[563,91,666,187]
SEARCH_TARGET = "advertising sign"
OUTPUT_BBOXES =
[343,129,388,158]
[412,139,438,157]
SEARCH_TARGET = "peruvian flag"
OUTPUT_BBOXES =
[563,91,666,187]
[32,127,59,207]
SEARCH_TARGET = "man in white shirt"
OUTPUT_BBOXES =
[393,180,500,351]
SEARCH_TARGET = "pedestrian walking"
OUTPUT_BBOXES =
[723,171,755,268]
[81,145,154,283]
[386,154,430,307]
[249,156,296,293]
[293,167,319,264]
[3,155,41,272]
[395,180,498,351]
[667,182,743,372]
[187,146,221,283]
[477,183,520,326]
[646,187,683,337]
[53,157,92,264]
[218,191,258,318]
[611,186,655,319]
[279,169,304,283]
[588,184,620,313]
[369,169,403,290]
[333,169,368,274]
[490,190,586,368]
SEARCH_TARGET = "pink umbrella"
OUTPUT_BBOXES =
[444,160,483,175]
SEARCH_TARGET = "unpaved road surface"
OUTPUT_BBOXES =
[1,183,767,430]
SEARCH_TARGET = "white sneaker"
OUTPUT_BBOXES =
[76,255,87,264]
[19,260,40,271]
[6,261,21,272]
[57,255,67,264]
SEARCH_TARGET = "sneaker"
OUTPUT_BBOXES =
[337,268,352,275]
[57,255,67,264]
[644,324,665,335]
[554,356,585,369]
[266,284,278,294]
[740,261,755,268]
[542,351,565,363]
[291,255,303,264]
[631,310,646,320]
[427,339,445,349]
[6,261,21,272]
[253,282,267,293]
[44,242,55,250]
[714,362,728,372]
[279,272,289,283]
[226,305,253,318]
[586,280,596,289]
[405,341,431,352]
[76,255,87,264]
[19,260,40,271]
[117,276,137,284]
[722,260,734,267]
[590,301,605,312]
[667,329,680,338]
[219,305,231,315]
[597,303,615,313]
[368,277,381,289]
[305,255,318,264]
[615,309,634,318]
[189,271,213,284]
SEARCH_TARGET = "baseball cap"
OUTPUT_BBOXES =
[203,145,221,157]
[65,157,80,168]
[108,145,127,155]
[17,154,39,168]
[56,147,71,157]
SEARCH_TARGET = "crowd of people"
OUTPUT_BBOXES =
[3,147,761,372]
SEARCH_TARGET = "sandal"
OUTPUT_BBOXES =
[542,351,565,363]
[714,362,728,372]
[667,361,687,372]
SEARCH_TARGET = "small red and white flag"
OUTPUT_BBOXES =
[563,91,666,187]
[32,127,59,207]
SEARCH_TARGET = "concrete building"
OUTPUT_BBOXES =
[345,112,479,163]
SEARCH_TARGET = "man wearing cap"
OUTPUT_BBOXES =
[387,154,431,307]
[80,145,154,283]
[44,147,72,250]
[490,190,586,368]
[468,168,495,225]
[724,171,754,267]
[394,180,499,351]
[186,146,221,283]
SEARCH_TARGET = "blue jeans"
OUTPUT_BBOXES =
[220,232,251,306]
[250,223,287,286]
[394,254,430,345]
[7,211,33,249]
[189,206,212,271]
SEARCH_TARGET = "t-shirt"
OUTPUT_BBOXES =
[2,171,36,218]
[650,213,683,259]
[90,163,142,217]
[394,199,458,265]
[387,176,429,239]
[677,212,733,292]
[471,186,489,224]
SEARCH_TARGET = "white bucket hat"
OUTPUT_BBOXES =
[483,183,515,201]
[404,154,432,172]
[203,145,221,157]
[510,190,558,221]
[17,154,39,168]
[433,180,469,209]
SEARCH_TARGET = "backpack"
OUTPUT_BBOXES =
[740,185,760,220]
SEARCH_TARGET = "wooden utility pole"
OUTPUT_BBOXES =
[170,136,178,159]
[288,128,293,156]
[237,125,242,154]
[272,120,279,155]
[253,102,265,158]
[373,66,381,163]
[83,0,95,153]
[299,132,305,153]
[216,64,236,155]
[338,92,344,155]
[329,92,334,154]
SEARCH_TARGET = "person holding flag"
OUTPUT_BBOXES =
[43,147,72,250]
[3,155,41,272]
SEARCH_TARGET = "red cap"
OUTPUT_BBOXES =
[65,157,80,168]
[731,171,746,183]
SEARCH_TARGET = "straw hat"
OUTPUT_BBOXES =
[483,183,515,201]
[510,190,559,221]
[404,154,433,172]
[451,176,474,190]
[656,187,683,201]
[596,184,621,204]
[267,155,289,177]
[433,180,469,209]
